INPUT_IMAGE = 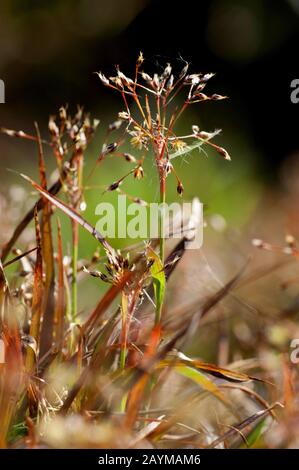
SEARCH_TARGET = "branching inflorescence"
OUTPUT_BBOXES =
[95,53,231,323]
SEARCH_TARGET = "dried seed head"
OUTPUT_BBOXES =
[198,131,214,139]
[75,106,83,121]
[108,120,122,131]
[137,51,144,65]
[130,129,148,150]
[59,106,67,121]
[109,76,123,88]
[193,93,209,101]
[75,129,87,149]
[134,165,144,180]
[285,234,296,247]
[102,142,118,155]
[210,94,227,101]
[195,83,206,93]
[252,238,263,248]
[166,74,174,90]
[123,153,136,163]
[133,197,147,206]
[108,180,122,191]
[141,72,152,84]
[117,70,134,87]
[171,139,187,152]
[79,200,87,212]
[162,63,172,79]
[177,181,184,196]
[179,62,189,79]
[83,266,110,282]
[185,74,201,85]
[201,73,215,82]
[48,116,59,136]
[153,73,160,89]
[163,160,172,175]
[215,145,231,161]
[118,111,131,121]
[96,72,110,86]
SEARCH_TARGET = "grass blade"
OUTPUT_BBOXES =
[26,207,43,372]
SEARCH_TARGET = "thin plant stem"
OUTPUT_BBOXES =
[120,292,128,369]
[71,219,78,322]
[156,170,166,326]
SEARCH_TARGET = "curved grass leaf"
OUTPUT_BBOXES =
[19,172,114,255]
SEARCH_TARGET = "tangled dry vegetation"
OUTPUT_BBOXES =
[0,55,299,449]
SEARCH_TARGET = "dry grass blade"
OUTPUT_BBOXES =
[125,325,161,429]
[2,247,37,268]
[54,219,65,350]
[0,279,22,447]
[19,172,114,255]
[0,259,9,314]
[159,357,258,383]
[201,261,249,319]
[166,260,249,331]
[219,384,277,419]
[207,402,283,448]
[1,177,62,262]
[35,123,55,358]
[59,312,120,414]
[26,207,43,372]
[84,270,133,337]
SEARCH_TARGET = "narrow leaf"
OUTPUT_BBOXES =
[147,246,165,324]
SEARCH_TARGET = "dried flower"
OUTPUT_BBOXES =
[117,70,134,87]
[192,125,200,135]
[96,71,110,86]
[177,181,184,195]
[83,266,110,282]
[130,128,148,150]
[102,142,118,155]
[285,234,296,247]
[108,120,122,131]
[123,153,136,163]
[108,180,122,191]
[215,145,231,161]
[163,160,172,176]
[118,111,131,121]
[171,139,187,152]
[252,238,263,248]
[162,63,172,79]
[179,62,189,79]
[210,94,227,100]
[49,116,59,136]
[141,72,152,84]
[202,73,215,82]
[137,51,144,65]
[134,165,144,180]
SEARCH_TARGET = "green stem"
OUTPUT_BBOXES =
[156,172,166,325]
